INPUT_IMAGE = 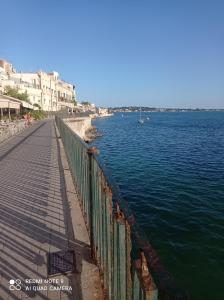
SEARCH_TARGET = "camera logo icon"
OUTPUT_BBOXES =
[9,279,22,291]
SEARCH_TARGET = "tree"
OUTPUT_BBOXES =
[81,101,91,106]
[3,86,18,99]
[17,90,29,102]
[4,86,31,103]
[72,96,77,106]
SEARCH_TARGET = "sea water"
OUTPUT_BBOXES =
[92,111,224,300]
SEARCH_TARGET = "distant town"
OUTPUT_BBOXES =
[109,106,224,113]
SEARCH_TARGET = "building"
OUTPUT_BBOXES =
[0,59,16,74]
[0,59,75,111]
[75,102,97,113]
[98,107,109,115]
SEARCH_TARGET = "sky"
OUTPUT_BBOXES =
[0,0,224,108]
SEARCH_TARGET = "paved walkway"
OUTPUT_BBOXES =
[0,120,102,300]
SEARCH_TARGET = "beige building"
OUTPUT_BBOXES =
[0,59,75,111]
[0,59,16,74]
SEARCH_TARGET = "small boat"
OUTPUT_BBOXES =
[146,117,150,120]
[138,107,144,124]
[138,119,144,124]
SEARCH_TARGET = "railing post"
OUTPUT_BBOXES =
[87,146,99,259]
[133,252,158,300]
[113,204,132,300]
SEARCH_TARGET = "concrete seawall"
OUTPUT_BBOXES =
[64,117,92,140]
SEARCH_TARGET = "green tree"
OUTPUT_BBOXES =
[3,86,18,98]
[81,101,91,106]
[72,96,77,106]
[4,86,31,103]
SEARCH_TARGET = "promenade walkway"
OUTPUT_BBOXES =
[0,120,102,300]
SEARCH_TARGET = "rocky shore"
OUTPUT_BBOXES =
[64,117,102,143]
[84,125,102,143]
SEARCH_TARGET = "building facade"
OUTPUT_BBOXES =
[0,59,75,111]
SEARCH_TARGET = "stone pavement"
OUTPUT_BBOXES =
[0,120,103,300]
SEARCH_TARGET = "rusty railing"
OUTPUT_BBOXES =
[55,116,189,300]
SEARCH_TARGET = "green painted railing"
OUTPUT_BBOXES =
[55,116,189,300]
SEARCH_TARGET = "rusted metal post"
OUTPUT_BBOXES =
[87,147,99,259]
[133,251,158,300]
[114,204,132,300]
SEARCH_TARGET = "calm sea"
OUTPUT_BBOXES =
[92,111,224,300]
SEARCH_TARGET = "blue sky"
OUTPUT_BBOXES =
[1,0,224,108]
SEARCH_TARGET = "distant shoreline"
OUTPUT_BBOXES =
[109,107,224,113]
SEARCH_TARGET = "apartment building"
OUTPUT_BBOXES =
[0,59,75,111]
[0,59,16,74]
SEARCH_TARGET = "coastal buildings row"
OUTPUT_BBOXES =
[0,59,75,111]
[75,102,113,117]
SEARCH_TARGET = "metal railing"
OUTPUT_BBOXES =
[55,116,189,300]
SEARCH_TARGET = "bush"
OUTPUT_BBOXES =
[28,110,46,120]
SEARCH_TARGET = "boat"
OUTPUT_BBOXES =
[138,107,144,124]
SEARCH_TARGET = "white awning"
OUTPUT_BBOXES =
[20,101,35,109]
[0,95,21,109]
[0,94,37,110]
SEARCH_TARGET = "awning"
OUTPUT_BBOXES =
[0,95,21,109]
[20,101,35,109]
[0,94,37,110]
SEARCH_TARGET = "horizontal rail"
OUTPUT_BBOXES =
[55,115,189,300]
